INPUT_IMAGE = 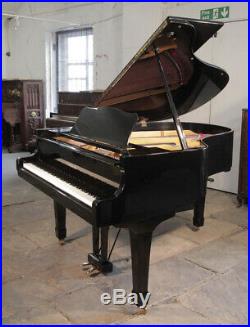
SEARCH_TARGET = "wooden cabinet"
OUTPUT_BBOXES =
[58,91,103,115]
[2,80,44,151]
[237,109,248,205]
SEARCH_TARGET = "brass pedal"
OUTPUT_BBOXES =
[81,262,91,270]
[89,270,101,278]
[88,253,113,273]
[87,266,96,274]
[85,266,102,277]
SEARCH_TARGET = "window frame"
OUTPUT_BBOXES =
[56,27,94,93]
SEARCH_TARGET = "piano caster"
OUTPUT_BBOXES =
[191,226,200,232]
[58,239,65,245]
[138,307,147,314]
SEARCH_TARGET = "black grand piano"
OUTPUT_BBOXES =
[17,17,233,307]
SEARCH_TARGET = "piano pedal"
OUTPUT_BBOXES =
[88,269,101,278]
[80,262,92,271]
[87,266,97,275]
[87,253,113,274]
[81,261,91,267]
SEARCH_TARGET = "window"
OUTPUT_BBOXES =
[57,28,94,92]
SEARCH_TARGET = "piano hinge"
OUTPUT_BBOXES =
[139,117,148,128]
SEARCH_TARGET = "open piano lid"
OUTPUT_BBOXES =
[97,16,229,121]
[70,16,229,149]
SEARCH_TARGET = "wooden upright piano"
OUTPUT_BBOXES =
[46,91,103,128]
[2,79,44,151]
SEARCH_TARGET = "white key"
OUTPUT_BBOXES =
[23,163,95,207]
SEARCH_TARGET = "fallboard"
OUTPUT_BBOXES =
[36,137,122,185]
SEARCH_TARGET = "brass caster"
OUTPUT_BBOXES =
[138,307,147,315]
[130,306,147,315]
[59,239,65,245]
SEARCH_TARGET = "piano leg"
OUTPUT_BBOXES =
[101,226,109,261]
[193,197,205,227]
[54,201,66,244]
[92,225,100,255]
[129,221,160,308]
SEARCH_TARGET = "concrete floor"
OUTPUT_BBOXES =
[2,152,248,324]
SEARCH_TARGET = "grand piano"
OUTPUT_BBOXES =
[17,17,233,307]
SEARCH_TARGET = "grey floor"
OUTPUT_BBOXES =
[2,152,248,324]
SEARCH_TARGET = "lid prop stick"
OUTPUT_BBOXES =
[153,43,188,150]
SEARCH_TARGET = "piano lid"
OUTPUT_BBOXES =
[97,16,229,121]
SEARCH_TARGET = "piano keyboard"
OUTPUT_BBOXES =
[23,159,118,207]
[55,158,119,188]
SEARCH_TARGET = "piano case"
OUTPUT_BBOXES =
[17,16,233,307]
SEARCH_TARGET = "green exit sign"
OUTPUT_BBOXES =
[200,6,230,20]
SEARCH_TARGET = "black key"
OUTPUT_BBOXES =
[34,159,116,199]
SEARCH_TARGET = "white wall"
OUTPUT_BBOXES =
[2,17,8,79]
[121,2,165,66]
[2,2,248,194]
[2,3,123,90]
